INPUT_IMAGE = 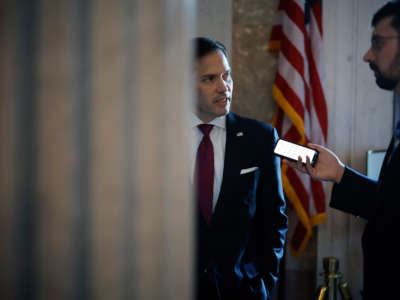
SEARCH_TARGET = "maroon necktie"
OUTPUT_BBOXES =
[196,124,214,224]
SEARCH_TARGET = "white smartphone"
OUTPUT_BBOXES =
[273,139,319,167]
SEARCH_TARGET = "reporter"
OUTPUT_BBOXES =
[284,3,400,299]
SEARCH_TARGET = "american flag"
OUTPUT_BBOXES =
[269,0,328,257]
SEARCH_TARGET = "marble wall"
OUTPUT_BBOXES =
[196,0,232,55]
[231,0,278,123]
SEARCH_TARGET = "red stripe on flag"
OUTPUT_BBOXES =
[286,168,309,212]
[280,32,312,115]
[283,125,302,142]
[275,74,305,119]
[285,1,307,36]
[311,179,325,214]
[281,34,305,77]
[308,54,328,139]
[278,0,289,10]
[312,1,323,37]
[274,108,284,134]
[270,25,282,43]
[291,222,307,252]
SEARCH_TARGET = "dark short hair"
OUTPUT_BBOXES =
[372,1,400,35]
[194,37,229,61]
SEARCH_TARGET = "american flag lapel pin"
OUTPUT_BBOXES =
[236,132,244,137]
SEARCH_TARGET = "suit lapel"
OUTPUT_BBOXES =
[381,121,400,174]
[377,137,395,184]
[211,113,245,224]
[376,136,400,203]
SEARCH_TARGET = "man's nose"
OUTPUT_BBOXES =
[216,77,228,92]
[363,48,373,62]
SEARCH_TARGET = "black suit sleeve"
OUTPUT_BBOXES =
[330,166,378,220]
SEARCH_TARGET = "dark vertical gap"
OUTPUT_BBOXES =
[277,247,286,300]
[120,1,139,299]
[0,2,16,298]
[394,92,400,130]
[14,0,39,299]
[72,0,92,299]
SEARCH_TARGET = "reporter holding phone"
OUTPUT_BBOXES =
[285,3,400,300]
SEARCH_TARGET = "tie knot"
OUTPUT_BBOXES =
[198,124,214,137]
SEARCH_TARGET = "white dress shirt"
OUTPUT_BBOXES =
[190,114,226,212]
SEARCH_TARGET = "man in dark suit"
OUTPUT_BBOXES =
[285,3,400,299]
[192,37,287,300]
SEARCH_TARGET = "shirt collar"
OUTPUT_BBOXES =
[190,113,226,130]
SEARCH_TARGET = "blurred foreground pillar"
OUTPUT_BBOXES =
[0,1,194,300]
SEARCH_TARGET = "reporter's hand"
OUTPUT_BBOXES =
[282,143,345,183]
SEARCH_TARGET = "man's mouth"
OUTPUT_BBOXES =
[214,96,230,103]
[369,64,381,78]
[369,63,379,73]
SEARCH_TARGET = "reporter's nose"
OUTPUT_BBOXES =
[363,48,373,63]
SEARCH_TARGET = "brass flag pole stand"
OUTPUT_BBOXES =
[315,257,353,300]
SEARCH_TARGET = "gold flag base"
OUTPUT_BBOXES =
[315,257,353,300]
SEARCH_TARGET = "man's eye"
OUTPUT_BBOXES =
[223,72,231,80]
[371,37,383,49]
[201,76,213,82]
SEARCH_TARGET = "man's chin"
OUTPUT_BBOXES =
[376,77,398,91]
[212,109,229,120]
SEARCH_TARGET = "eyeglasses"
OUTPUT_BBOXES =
[371,35,400,50]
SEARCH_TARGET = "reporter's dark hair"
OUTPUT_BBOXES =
[372,1,400,35]
[194,37,229,61]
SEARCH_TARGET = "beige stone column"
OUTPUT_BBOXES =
[0,0,194,299]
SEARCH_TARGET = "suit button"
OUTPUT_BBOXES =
[204,268,208,273]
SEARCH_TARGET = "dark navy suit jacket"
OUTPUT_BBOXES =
[330,136,400,300]
[196,112,288,300]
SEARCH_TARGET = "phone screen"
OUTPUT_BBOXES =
[274,139,318,165]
